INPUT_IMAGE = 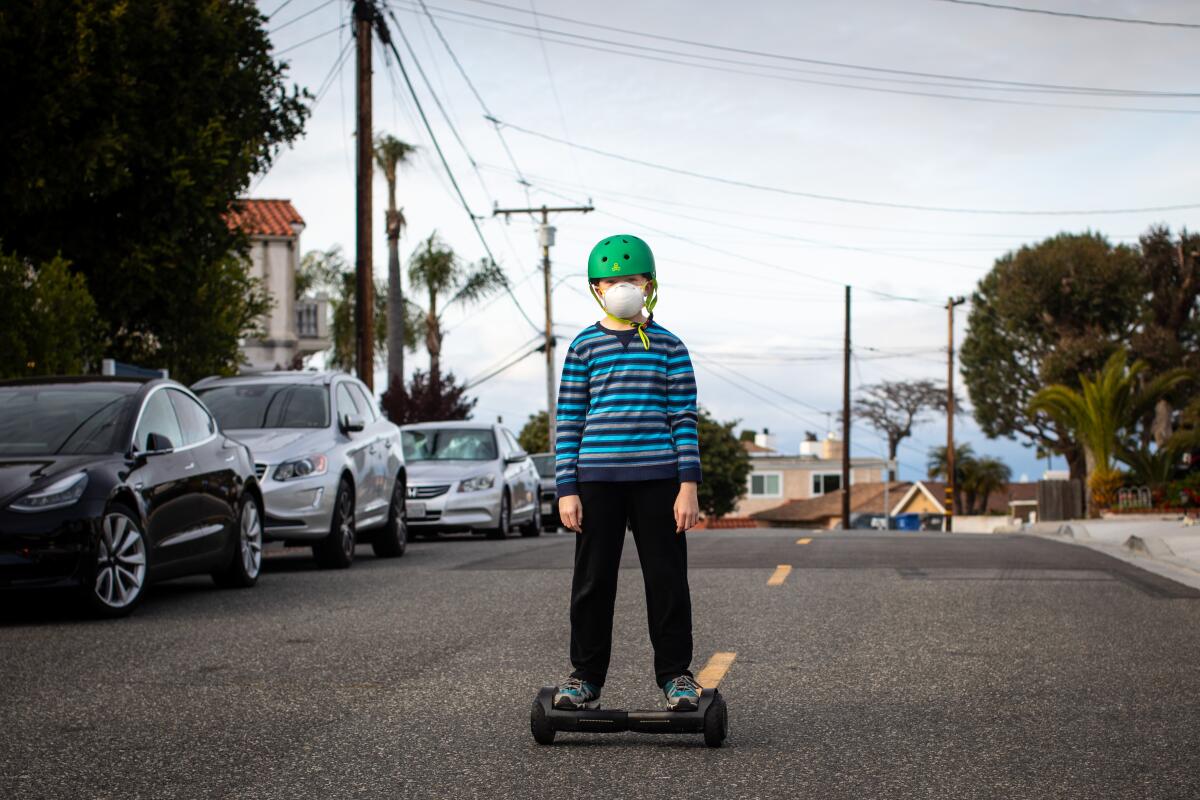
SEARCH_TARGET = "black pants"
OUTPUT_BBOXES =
[569,479,693,688]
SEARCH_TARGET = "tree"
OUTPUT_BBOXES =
[1030,349,1191,515]
[0,251,99,378]
[0,1,308,382]
[738,429,757,443]
[1129,226,1200,448]
[298,246,420,371]
[696,409,752,520]
[926,443,977,515]
[855,380,952,481]
[406,233,507,386]
[380,369,476,425]
[374,134,418,390]
[963,457,1012,515]
[960,232,1142,482]
[518,411,552,455]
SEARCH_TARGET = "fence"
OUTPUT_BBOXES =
[1037,479,1084,521]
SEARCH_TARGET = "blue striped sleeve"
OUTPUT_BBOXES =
[554,341,589,497]
[667,339,703,484]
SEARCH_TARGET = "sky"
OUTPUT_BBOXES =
[251,0,1200,482]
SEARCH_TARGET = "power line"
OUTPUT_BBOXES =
[495,119,1200,216]
[373,10,542,335]
[275,22,349,55]
[465,340,545,388]
[266,0,300,19]
[269,0,337,34]
[934,0,1200,29]
[423,0,1200,98]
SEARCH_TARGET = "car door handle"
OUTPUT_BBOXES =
[224,455,236,463]
[184,462,195,471]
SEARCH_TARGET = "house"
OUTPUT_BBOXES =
[752,481,911,529]
[226,199,329,370]
[733,431,888,517]
[887,480,1039,531]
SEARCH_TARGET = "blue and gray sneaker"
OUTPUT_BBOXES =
[662,675,702,711]
[554,677,601,710]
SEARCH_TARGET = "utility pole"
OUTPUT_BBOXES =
[353,0,377,390]
[945,296,966,531]
[842,285,851,530]
[493,203,593,448]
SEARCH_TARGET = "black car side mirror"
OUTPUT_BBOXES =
[144,432,175,453]
[341,414,365,434]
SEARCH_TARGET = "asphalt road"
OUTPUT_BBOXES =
[2,529,1199,799]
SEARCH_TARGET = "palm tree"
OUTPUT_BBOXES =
[373,134,418,390]
[1030,349,1192,515]
[964,457,1012,515]
[406,232,507,386]
[927,443,976,515]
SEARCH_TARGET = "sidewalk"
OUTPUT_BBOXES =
[1010,514,1200,592]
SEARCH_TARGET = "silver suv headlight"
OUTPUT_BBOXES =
[273,455,328,481]
[9,472,89,513]
[458,473,496,492]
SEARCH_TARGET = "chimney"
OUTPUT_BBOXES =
[820,431,843,461]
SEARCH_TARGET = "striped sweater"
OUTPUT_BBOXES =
[555,319,702,496]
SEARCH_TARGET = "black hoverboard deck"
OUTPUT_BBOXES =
[530,686,728,747]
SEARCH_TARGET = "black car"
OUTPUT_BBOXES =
[0,377,264,617]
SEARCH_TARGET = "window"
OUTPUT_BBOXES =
[134,390,184,452]
[350,383,379,421]
[502,428,522,456]
[402,428,498,462]
[749,472,782,497]
[335,383,362,423]
[168,390,215,446]
[196,384,329,429]
[0,385,133,456]
[812,473,841,496]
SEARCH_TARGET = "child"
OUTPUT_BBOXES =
[553,234,703,712]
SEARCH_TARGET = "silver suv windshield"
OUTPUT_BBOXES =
[198,384,329,430]
[403,428,497,462]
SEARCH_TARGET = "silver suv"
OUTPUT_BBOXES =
[193,371,406,568]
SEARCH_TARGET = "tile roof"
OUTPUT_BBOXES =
[227,198,304,237]
[742,441,777,454]
[915,481,1038,514]
[752,481,911,523]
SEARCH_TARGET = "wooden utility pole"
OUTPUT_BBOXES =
[354,0,375,390]
[945,296,966,531]
[492,204,593,448]
[842,285,852,529]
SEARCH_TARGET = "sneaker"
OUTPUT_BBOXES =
[662,675,702,711]
[554,677,600,710]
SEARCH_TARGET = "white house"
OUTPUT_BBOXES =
[227,199,329,370]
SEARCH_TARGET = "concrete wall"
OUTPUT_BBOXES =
[242,236,300,370]
[951,515,1013,534]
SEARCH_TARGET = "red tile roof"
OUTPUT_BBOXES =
[742,441,777,454]
[227,199,304,237]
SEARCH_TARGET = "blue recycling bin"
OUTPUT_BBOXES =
[893,513,921,531]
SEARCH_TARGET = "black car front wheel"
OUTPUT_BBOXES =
[82,506,148,618]
[314,478,356,569]
[213,494,263,588]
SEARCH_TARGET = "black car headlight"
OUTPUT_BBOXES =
[9,472,89,513]
[273,455,328,482]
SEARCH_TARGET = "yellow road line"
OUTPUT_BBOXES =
[796,537,813,545]
[696,651,737,689]
[767,564,792,586]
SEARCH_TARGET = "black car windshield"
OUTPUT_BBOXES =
[531,454,555,478]
[403,429,497,461]
[0,385,134,455]
[198,384,329,429]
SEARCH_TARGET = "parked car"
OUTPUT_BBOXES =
[0,377,263,617]
[401,421,540,538]
[530,453,562,532]
[193,371,407,568]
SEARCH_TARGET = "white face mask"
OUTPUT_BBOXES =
[601,282,646,319]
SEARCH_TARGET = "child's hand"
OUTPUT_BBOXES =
[559,495,583,533]
[675,482,699,533]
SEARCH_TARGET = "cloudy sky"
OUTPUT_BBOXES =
[252,0,1200,481]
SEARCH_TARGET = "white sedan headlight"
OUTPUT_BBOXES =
[458,473,496,492]
[9,472,89,513]
[273,454,328,481]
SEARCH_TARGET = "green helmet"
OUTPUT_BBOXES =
[587,234,656,281]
